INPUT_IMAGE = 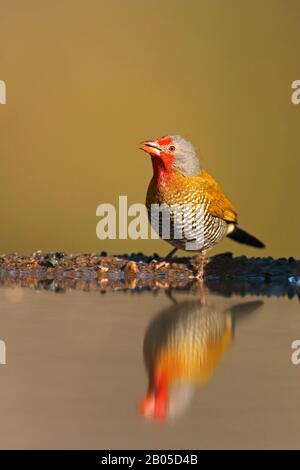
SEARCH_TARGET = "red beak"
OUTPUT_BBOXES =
[140,140,161,157]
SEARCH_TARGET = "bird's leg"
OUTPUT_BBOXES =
[153,247,177,270]
[165,247,178,261]
[194,251,209,280]
[196,278,206,305]
[165,286,178,305]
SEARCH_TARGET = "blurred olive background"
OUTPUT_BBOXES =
[0,0,299,258]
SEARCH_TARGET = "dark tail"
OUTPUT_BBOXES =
[227,226,265,248]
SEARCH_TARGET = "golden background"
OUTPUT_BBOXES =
[0,0,299,258]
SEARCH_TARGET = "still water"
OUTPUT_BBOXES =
[0,282,299,449]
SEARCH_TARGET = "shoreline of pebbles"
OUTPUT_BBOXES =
[0,251,299,298]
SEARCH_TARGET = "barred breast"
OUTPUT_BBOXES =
[146,174,229,252]
[143,300,232,385]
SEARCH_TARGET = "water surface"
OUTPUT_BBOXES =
[0,283,299,449]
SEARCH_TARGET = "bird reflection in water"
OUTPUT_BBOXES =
[139,284,263,421]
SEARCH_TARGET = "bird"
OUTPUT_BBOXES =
[139,294,263,421]
[140,135,265,274]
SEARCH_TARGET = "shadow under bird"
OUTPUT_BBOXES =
[141,135,265,270]
[139,295,263,421]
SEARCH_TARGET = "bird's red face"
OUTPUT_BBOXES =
[140,136,176,174]
[140,134,200,179]
[138,375,169,422]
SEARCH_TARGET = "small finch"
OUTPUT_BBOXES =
[141,135,265,271]
[139,296,263,421]
[139,300,233,421]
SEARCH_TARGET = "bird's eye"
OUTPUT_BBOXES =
[168,145,176,152]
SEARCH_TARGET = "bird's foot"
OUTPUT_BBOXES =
[153,260,170,270]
